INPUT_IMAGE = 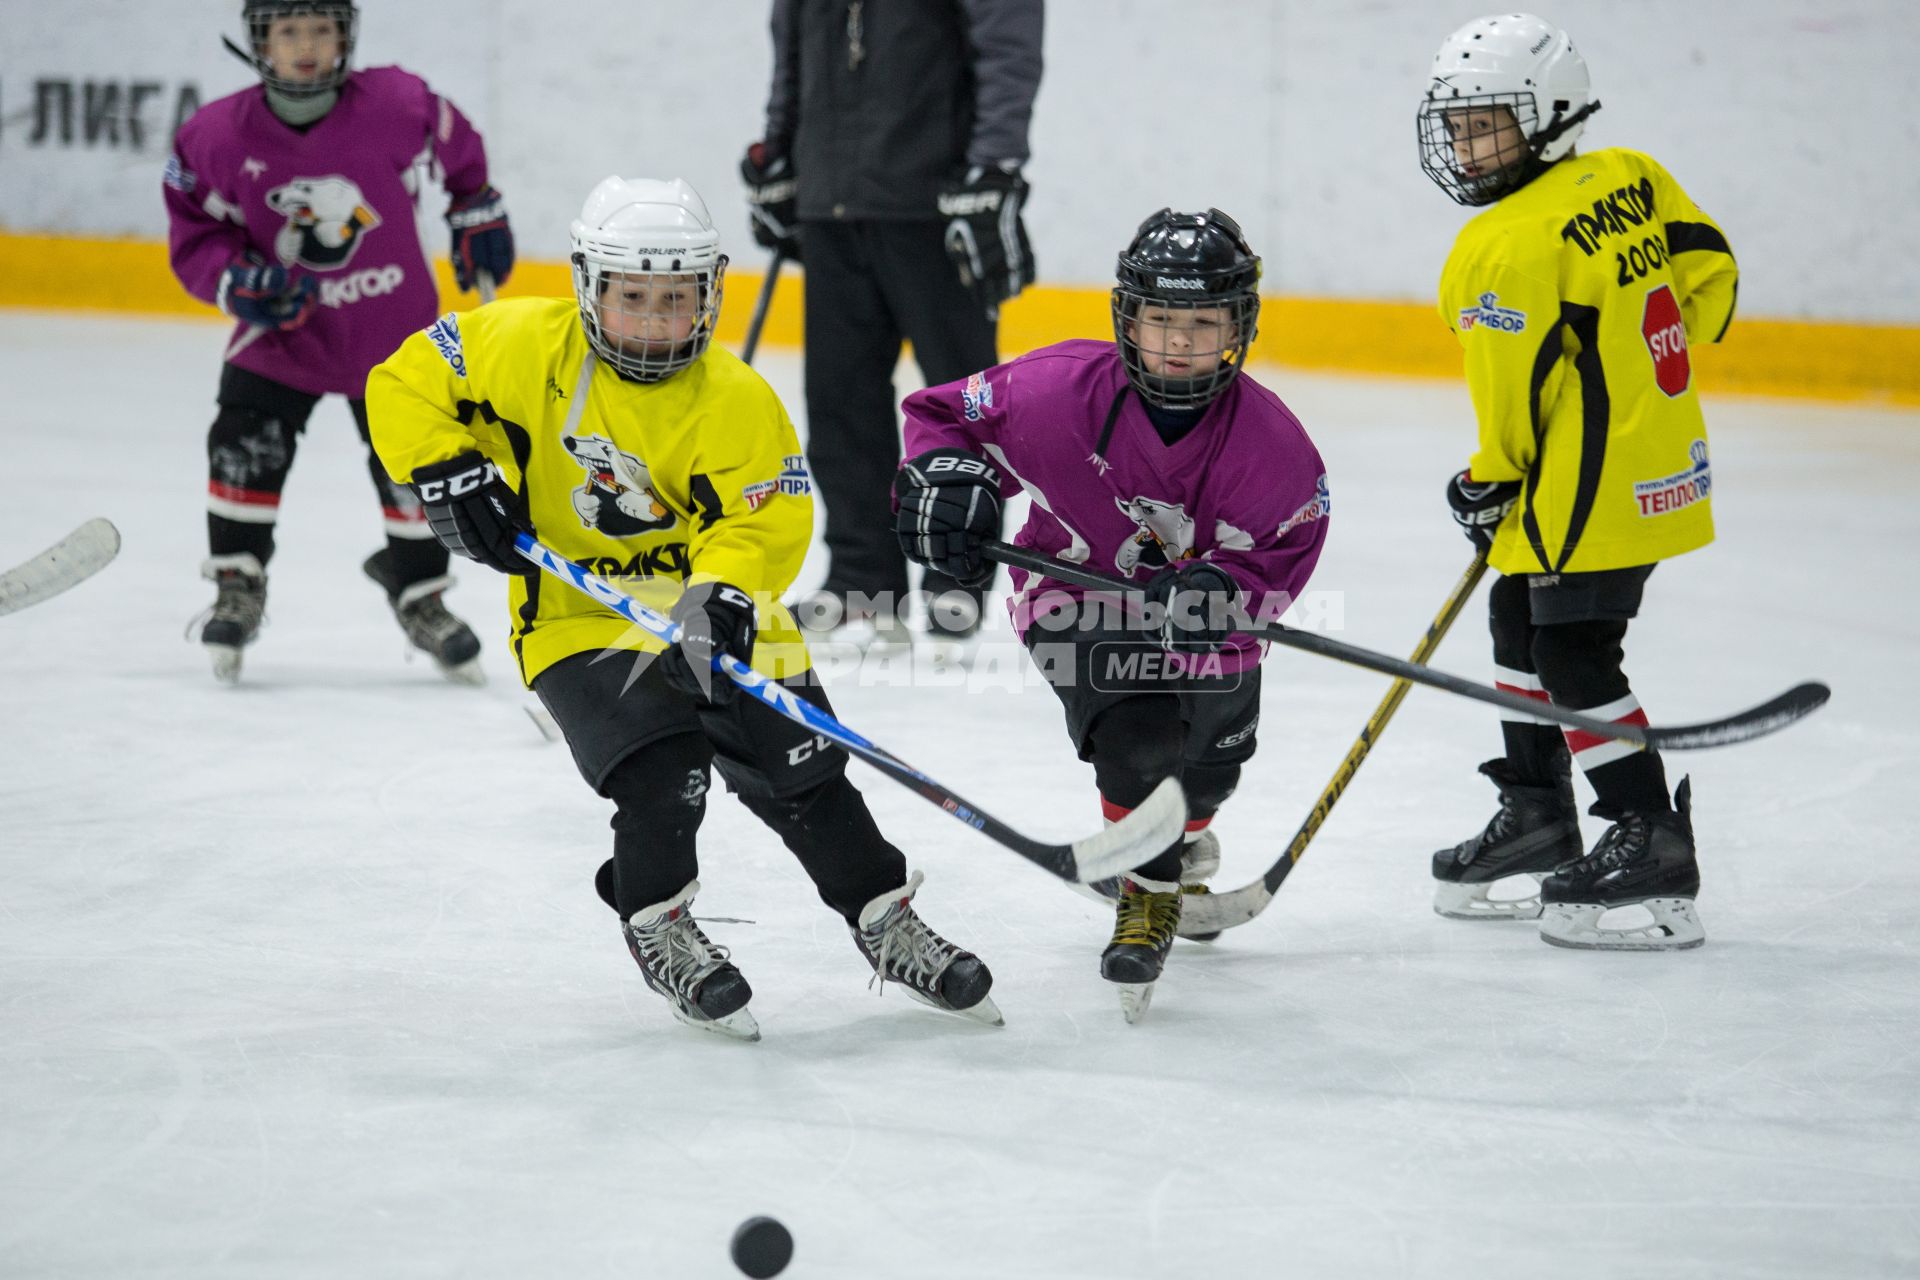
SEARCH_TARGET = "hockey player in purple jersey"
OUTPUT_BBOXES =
[165,2,514,683]
[895,209,1330,1019]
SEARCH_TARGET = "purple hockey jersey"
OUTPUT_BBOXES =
[901,339,1330,674]
[164,66,491,398]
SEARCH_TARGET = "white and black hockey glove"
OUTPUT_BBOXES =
[658,581,757,706]
[937,164,1035,309]
[1143,561,1242,654]
[893,448,1003,588]
[408,451,528,574]
[1445,469,1521,551]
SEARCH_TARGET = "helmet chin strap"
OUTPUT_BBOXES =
[1531,98,1603,158]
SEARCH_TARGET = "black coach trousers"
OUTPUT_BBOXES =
[800,218,1000,615]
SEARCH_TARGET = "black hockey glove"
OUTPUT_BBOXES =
[1445,469,1521,551]
[1144,561,1242,654]
[740,141,802,259]
[893,448,1003,588]
[408,451,529,574]
[447,185,514,292]
[658,581,758,706]
[218,259,317,330]
[937,164,1035,309]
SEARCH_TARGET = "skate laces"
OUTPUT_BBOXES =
[397,592,467,650]
[861,903,960,997]
[630,911,730,1000]
[1578,812,1651,873]
[185,571,267,640]
[1111,887,1180,948]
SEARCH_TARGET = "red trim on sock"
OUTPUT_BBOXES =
[1562,707,1651,756]
[207,480,281,508]
[1100,795,1132,824]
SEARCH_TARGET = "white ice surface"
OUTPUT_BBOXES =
[1,312,1916,1279]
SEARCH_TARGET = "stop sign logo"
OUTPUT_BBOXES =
[1642,284,1691,397]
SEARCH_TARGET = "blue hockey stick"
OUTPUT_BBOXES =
[514,533,1185,884]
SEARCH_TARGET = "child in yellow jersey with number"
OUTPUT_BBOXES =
[1415,16,1738,951]
[366,176,997,1040]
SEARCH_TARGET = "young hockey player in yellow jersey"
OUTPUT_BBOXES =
[366,177,997,1039]
[1416,15,1738,951]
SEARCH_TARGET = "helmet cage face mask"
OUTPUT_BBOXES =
[1417,89,1590,206]
[1111,208,1262,411]
[573,254,728,384]
[243,2,358,98]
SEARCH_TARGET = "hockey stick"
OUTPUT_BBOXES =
[985,541,1829,752]
[1179,553,1491,934]
[514,532,1186,883]
[0,518,121,617]
[739,249,786,366]
[476,270,497,304]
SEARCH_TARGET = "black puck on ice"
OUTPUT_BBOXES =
[731,1216,793,1278]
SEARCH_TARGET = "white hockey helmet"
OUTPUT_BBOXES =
[570,177,729,382]
[1416,14,1599,206]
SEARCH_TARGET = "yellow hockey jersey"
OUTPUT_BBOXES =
[366,297,816,685]
[1439,147,1738,575]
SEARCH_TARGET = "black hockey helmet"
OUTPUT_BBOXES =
[1111,208,1262,411]
[225,2,359,98]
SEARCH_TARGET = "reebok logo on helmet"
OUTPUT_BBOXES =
[1155,277,1206,290]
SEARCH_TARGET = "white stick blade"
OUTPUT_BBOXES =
[1066,776,1187,883]
[0,518,121,616]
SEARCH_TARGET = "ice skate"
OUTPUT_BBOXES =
[1539,779,1704,951]
[195,554,267,683]
[1432,759,1584,921]
[1177,830,1224,942]
[1101,873,1182,1023]
[851,871,1001,1026]
[622,879,760,1041]
[363,549,485,685]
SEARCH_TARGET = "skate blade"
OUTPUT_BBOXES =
[523,703,563,742]
[1115,983,1155,1024]
[900,987,1005,1028]
[207,644,244,684]
[438,657,487,686]
[1433,875,1545,921]
[1539,899,1705,951]
[670,1003,762,1042]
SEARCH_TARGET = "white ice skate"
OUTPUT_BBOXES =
[852,871,1002,1026]
[623,880,760,1041]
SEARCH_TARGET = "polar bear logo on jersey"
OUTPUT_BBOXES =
[266,176,382,269]
[563,433,678,537]
[1113,495,1197,577]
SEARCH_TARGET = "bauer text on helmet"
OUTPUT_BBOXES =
[1415,14,1600,206]
[570,178,729,383]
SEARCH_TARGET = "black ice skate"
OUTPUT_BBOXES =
[623,879,759,1041]
[1432,758,1584,921]
[363,549,484,685]
[851,871,1001,1026]
[1539,778,1704,951]
[1101,873,1183,1023]
[196,554,267,683]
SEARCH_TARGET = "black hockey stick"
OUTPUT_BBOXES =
[1178,553,1490,934]
[740,249,787,366]
[986,541,1830,752]
[516,533,1187,884]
